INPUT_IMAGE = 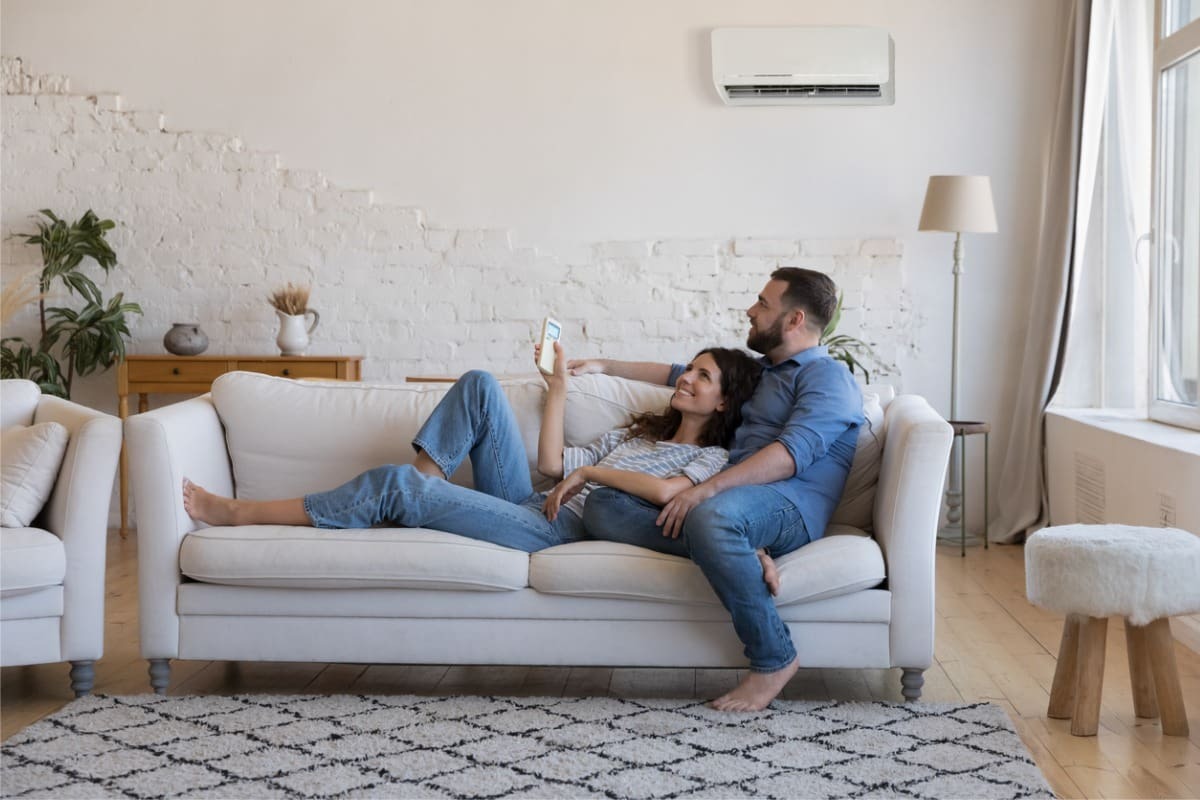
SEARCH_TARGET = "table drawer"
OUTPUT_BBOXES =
[127,360,231,384]
[236,361,339,379]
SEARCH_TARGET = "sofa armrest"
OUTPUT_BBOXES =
[872,394,952,670]
[127,395,233,660]
[34,396,123,661]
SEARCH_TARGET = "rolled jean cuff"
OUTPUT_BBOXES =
[749,646,798,674]
[302,494,335,528]
[411,437,454,479]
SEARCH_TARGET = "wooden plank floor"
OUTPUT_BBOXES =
[4,532,1199,798]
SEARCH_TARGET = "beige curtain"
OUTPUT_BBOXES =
[990,0,1091,544]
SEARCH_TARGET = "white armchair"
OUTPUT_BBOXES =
[0,379,122,695]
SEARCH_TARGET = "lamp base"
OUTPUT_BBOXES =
[937,525,985,548]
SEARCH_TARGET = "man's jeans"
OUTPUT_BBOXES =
[304,370,584,551]
[583,485,811,673]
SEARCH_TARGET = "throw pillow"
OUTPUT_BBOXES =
[1,421,70,527]
[829,392,886,532]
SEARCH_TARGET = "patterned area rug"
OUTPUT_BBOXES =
[2,694,1054,799]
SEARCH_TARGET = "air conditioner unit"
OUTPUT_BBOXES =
[711,26,895,106]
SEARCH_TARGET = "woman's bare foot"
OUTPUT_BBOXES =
[710,656,800,712]
[182,479,242,525]
[757,549,781,596]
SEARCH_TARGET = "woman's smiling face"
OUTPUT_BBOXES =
[670,352,726,417]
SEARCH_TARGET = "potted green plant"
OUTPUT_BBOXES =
[1,209,142,398]
[822,292,887,383]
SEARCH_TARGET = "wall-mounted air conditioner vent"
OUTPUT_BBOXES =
[1074,452,1106,524]
[725,84,883,100]
[712,27,895,106]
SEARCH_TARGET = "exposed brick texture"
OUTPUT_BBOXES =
[1,56,915,419]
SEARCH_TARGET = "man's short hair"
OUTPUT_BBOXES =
[770,267,839,334]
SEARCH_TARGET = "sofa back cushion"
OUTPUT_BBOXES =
[564,375,888,533]
[0,380,41,430]
[212,372,546,500]
[828,391,886,532]
[211,371,890,531]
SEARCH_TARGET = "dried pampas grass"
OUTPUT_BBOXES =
[267,282,311,315]
[1,275,44,325]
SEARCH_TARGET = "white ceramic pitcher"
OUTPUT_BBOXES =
[276,309,320,356]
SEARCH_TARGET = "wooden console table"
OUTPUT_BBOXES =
[117,354,363,537]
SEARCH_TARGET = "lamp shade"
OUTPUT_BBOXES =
[918,175,998,233]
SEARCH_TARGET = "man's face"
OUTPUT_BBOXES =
[746,280,790,355]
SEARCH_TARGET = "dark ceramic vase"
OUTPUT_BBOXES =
[163,323,209,356]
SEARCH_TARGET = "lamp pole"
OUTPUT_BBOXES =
[942,232,965,541]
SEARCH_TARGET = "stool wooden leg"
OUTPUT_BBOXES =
[1125,619,1159,719]
[1144,617,1189,736]
[1071,615,1108,736]
[1048,615,1081,719]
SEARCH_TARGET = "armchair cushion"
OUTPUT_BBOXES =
[0,379,40,428]
[1,421,69,527]
[0,527,66,595]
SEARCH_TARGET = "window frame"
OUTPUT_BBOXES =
[1150,1,1200,430]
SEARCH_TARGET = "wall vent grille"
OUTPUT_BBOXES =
[1073,452,1106,524]
[1158,492,1177,527]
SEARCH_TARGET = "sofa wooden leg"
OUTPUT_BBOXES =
[1048,615,1081,719]
[1125,618,1159,719]
[69,661,95,697]
[1071,615,1108,736]
[1144,618,1189,736]
[148,659,171,695]
[901,668,924,702]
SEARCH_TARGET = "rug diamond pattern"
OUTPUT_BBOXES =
[1,694,1055,799]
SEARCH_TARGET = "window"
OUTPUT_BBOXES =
[1151,1,1200,429]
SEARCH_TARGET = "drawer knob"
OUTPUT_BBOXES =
[282,368,291,376]
[172,367,180,376]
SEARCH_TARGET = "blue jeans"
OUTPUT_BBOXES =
[583,485,811,672]
[304,370,584,551]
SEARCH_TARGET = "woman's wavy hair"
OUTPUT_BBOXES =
[624,347,763,449]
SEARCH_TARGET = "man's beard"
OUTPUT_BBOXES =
[747,316,785,355]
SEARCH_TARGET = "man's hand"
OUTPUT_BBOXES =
[543,468,589,521]
[566,357,607,376]
[656,481,718,538]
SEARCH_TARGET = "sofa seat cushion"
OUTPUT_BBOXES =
[180,526,529,591]
[529,529,885,607]
[0,585,63,620]
[0,528,66,595]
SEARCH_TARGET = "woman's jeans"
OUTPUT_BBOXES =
[583,485,811,673]
[303,371,584,551]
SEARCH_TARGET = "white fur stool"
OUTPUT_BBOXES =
[1026,524,1200,736]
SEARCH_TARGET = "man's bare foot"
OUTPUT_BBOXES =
[710,656,800,712]
[757,549,780,596]
[182,479,241,525]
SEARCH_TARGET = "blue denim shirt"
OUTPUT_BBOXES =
[668,346,863,540]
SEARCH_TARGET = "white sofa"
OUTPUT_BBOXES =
[128,371,952,699]
[0,379,123,695]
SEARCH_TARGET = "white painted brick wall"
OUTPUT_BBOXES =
[1,55,916,422]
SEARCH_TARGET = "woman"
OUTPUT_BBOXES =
[183,342,765,563]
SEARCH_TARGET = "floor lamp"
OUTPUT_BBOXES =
[918,175,997,544]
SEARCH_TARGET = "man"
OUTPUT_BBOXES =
[569,267,863,711]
